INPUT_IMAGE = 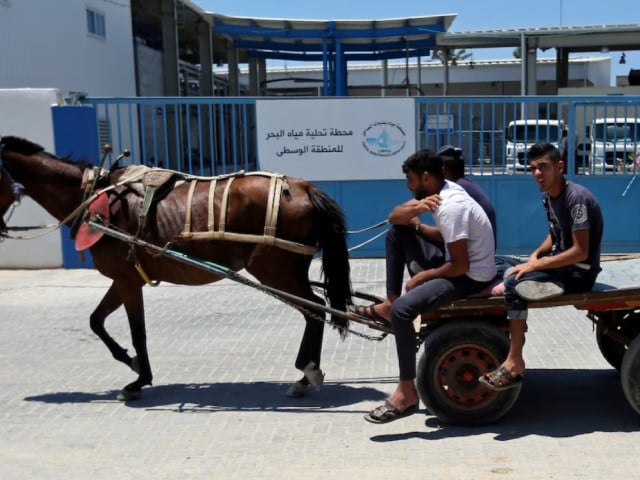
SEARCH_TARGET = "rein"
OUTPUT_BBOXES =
[346,219,389,253]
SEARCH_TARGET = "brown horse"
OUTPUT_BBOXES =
[0,135,352,400]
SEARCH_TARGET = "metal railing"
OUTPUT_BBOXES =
[85,95,640,178]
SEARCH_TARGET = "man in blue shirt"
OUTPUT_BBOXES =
[439,145,497,246]
[479,143,603,391]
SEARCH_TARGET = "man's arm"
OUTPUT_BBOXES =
[513,230,590,279]
[528,233,553,262]
[405,239,469,291]
[388,195,443,243]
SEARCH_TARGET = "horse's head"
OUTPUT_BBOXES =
[0,136,30,237]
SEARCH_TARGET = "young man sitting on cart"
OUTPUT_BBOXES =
[359,149,497,424]
[355,145,499,324]
[479,142,604,391]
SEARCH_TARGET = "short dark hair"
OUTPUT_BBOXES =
[439,145,465,179]
[402,149,444,181]
[527,143,561,163]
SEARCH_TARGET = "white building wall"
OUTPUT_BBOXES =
[0,89,64,268]
[0,0,136,97]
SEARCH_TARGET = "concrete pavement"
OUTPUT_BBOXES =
[1,258,640,479]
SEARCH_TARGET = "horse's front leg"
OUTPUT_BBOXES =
[90,282,137,371]
[115,281,152,401]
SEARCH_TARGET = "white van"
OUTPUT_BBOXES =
[505,119,564,172]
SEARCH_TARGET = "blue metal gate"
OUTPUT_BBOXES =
[71,95,640,257]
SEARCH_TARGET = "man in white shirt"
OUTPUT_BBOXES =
[362,149,496,424]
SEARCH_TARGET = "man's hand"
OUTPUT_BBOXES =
[506,262,537,280]
[406,270,430,291]
[420,194,441,212]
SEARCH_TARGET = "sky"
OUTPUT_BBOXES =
[196,0,639,86]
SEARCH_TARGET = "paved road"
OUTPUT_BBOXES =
[1,258,640,479]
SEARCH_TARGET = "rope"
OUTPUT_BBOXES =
[348,228,389,252]
[345,219,389,253]
[347,219,388,234]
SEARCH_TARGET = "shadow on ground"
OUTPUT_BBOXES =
[24,378,388,413]
[369,368,640,442]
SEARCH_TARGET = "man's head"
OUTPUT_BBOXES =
[526,143,565,195]
[438,145,465,181]
[401,149,444,199]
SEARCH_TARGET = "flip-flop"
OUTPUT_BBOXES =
[364,401,419,424]
[353,304,389,322]
[478,366,523,391]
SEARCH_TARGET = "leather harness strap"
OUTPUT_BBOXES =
[181,179,199,238]
[207,179,217,232]
[178,172,317,256]
[218,176,235,235]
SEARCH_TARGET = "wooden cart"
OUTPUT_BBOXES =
[351,284,640,426]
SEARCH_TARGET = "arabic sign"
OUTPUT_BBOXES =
[256,98,416,180]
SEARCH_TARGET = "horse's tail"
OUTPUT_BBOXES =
[308,185,352,337]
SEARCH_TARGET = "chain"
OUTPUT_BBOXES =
[231,273,389,341]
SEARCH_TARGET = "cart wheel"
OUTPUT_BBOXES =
[595,310,640,370]
[620,333,640,415]
[416,320,521,426]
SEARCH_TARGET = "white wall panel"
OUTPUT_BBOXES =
[0,89,64,268]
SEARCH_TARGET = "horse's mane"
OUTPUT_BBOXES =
[0,135,45,155]
[1,135,94,170]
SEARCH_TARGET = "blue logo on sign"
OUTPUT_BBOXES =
[362,121,407,157]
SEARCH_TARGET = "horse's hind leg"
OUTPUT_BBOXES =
[247,253,326,397]
[290,311,326,397]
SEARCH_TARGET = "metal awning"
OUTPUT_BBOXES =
[209,14,456,61]
[208,13,456,95]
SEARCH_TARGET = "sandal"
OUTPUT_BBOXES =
[364,401,419,424]
[353,304,389,322]
[478,366,523,391]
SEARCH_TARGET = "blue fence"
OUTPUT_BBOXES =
[67,95,640,259]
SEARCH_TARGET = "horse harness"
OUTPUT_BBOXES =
[79,165,319,285]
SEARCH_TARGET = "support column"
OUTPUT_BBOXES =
[381,59,388,97]
[526,43,538,96]
[249,57,259,96]
[556,47,569,90]
[227,44,239,96]
[160,0,179,96]
[198,20,213,97]
[258,58,267,96]
[160,0,180,169]
[443,49,450,96]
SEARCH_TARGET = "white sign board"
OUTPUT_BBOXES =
[256,98,416,180]
[425,114,454,134]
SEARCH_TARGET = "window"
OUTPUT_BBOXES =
[86,8,106,38]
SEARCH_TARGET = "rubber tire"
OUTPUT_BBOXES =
[416,320,521,426]
[595,310,640,370]
[621,334,640,416]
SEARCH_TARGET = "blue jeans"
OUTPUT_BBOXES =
[504,266,598,321]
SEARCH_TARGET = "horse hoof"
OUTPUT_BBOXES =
[286,381,308,398]
[302,361,325,391]
[117,388,141,402]
[131,356,140,374]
